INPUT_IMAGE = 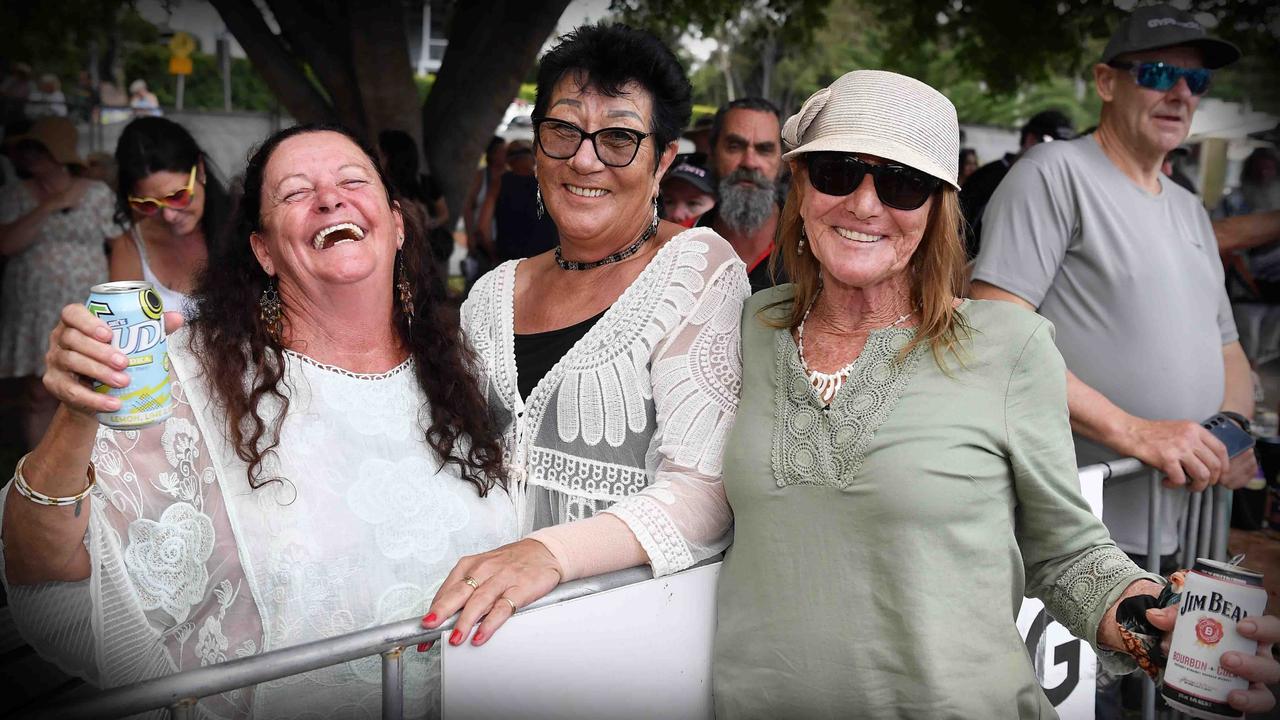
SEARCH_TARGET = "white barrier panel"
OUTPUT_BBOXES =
[443,468,1108,719]
[442,563,720,719]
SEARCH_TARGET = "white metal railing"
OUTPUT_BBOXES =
[1093,457,1234,720]
[22,459,1237,720]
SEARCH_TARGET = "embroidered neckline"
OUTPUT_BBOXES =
[771,318,925,489]
[283,349,413,380]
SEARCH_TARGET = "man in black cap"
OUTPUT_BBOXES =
[659,159,717,228]
[959,109,1076,257]
[972,6,1277,710]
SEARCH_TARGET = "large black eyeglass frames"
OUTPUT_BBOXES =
[1107,60,1213,95]
[532,117,651,168]
[804,152,941,210]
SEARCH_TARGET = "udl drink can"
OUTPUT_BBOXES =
[1162,559,1267,720]
[85,281,173,428]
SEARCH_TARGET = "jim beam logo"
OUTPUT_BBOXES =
[1180,589,1248,647]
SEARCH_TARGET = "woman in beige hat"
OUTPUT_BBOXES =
[0,117,119,447]
[711,69,1279,718]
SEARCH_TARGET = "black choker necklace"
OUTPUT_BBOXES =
[555,216,659,271]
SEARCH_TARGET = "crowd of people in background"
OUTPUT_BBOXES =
[2,4,1280,718]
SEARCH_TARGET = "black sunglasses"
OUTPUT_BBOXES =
[804,152,941,210]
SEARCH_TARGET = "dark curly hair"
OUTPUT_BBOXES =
[187,123,505,496]
[533,23,692,170]
[113,116,230,258]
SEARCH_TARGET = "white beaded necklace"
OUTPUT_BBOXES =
[796,293,913,406]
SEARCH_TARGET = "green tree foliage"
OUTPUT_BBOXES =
[617,0,1278,127]
[124,45,277,113]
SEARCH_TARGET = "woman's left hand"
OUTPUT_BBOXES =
[422,539,563,647]
[1147,606,1280,714]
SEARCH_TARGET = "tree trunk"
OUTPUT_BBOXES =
[208,0,335,124]
[261,0,366,136]
[349,2,421,149]
[422,0,572,225]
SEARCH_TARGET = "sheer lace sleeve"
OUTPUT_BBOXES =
[603,238,750,576]
[0,342,264,717]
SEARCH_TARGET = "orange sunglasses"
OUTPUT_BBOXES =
[128,165,198,215]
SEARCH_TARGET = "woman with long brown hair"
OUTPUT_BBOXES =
[1,124,514,718]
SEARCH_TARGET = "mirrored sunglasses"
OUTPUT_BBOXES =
[804,152,940,211]
[1108,61,1213,96]
[128,165,198,215]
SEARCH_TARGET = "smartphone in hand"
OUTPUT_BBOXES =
[1202,413,1255,459]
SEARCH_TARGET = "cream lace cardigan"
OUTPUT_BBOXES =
[461,228,750,576]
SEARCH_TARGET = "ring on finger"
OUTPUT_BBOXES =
[461,576,480,590]
[499,596,517,613]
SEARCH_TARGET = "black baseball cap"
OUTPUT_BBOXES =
[664,161,714,194]
[1021,110,1076,142]
[1101,4,1241,69]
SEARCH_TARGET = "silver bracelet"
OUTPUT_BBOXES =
[12,453,96,516]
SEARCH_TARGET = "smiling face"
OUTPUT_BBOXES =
[795,153,933,291]
[131,164,206,237]
[536,72,677,246]
[249,131,403,300]
[1097,45,1205,161]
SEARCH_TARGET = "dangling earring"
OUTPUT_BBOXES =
[260,277,282,344]
[396,250,414,329]
[798,226,807,255]
[536,186,545,219]
[651,196,659,229]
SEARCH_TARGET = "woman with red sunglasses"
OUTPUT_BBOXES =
[108,117,230,319]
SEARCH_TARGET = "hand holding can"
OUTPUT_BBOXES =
[82,282,175,428]
[1162,559,1268,720]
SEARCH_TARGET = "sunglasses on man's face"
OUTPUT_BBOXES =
[804,152,940,211]
[1108,61,1213,96]
[128,165,198,215]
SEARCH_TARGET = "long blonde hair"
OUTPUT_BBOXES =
[766,169,970,369]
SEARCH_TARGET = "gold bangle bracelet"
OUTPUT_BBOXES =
[12,453,96,513]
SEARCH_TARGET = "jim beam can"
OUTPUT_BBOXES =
[85,281,173,428]
[1162,559,1267,720]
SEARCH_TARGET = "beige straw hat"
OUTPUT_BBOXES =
[781,70,960,189]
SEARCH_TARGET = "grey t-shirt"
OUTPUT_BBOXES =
[972,135,1237,556]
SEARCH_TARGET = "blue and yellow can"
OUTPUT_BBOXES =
[86,281,173,428]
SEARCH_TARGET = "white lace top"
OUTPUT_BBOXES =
[0,330,517,719]
[461,228,750,576]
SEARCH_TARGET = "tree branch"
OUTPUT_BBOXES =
[423,0,571,221]
[208,0,334,123]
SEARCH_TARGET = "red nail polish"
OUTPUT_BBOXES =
[472,631,485,645]
[416,642,430,652]
[450,629,463,645]
[421,612,437,627]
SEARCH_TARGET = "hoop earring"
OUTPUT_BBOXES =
[396,251,414,329]
[536,186,545,220]
[798,226,807,255]
[260,277,282,344]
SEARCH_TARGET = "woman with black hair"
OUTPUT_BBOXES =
[1,124,515,717]
[377,128,452,269]
[425,23,749,647]
[108,117,230,318]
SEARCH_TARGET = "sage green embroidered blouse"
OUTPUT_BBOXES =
[713,288,1156,720]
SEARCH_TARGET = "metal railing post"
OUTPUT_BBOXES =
[168,699,195,719]
[1211,485,1231,561]
[381,646,405,720]
[1143,469,1162,720]
[1183,492,1203,568]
